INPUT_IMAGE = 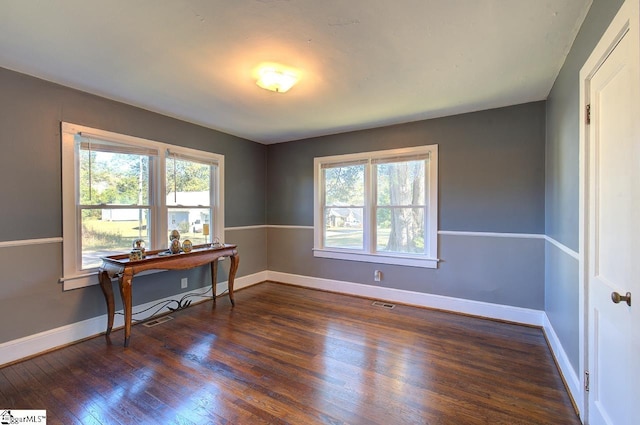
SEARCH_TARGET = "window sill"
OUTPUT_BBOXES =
[313,249,439,268]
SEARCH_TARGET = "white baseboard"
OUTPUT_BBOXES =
[0,271,266,367]
[543,314,583,416]
[267,271,545,326]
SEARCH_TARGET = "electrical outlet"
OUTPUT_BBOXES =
[181,277,188,289]
[374,270,382,282]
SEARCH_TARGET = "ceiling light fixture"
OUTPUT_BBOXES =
[256,64,299,93]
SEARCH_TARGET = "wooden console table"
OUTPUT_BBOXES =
[98,243,239,347]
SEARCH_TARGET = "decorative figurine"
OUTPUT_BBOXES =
[169,229,180,241]
[182,239,193,253]
[129,249,143,261]
[212,237,223,248]
[132,239,146,258]
[169,238,181,254]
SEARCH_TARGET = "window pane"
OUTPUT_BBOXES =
[376,207,424,253]
[377,160,425,206]
[324,207,363,249]
[168,207,211,245]
[81,208,150,269]
[166,157,211,206]
[79,149,150,205]
[324,164,365,206]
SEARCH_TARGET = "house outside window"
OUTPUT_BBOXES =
[61,123,224,289]
[313,145,438,268]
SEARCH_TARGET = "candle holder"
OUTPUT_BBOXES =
[203,223,210,244]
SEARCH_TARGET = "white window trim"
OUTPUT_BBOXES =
[313,145,439,269]
[61,122,224,290]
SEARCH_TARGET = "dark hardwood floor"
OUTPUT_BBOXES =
[1,282,580,425]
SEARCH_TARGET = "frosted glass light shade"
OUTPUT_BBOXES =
[256,67,299,93]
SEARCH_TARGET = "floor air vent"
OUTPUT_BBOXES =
[143,315,174,327]
[372,301,396,309]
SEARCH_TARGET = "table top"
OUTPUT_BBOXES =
[100,243,238,269]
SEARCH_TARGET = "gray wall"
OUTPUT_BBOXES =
[267,102,546,309]
[546,0,625,251]
[0,67,267,343]
[268,102,545,232]
[545,0,624,375]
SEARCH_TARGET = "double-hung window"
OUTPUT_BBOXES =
[61,123,224,289]
[166,150,218,246]
[314,145,438,268]
[76,136,157,271]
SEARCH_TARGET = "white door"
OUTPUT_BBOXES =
[585,1,640,424]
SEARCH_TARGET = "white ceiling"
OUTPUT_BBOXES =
[0,0,591,144]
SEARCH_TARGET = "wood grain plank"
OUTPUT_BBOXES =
[0,282,580,424]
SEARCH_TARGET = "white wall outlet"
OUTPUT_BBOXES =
[181,277,188,289]
[374,270,382,282]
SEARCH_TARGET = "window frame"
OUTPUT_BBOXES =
[61,122,225,290]
[165,148,220,245]
[313,145,438,269]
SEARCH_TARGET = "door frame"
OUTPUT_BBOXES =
[578,0,638,422]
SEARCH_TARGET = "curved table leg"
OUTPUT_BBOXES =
[119,269,134,347]
[98,270,115,336]
[228,252,240,306]
[211,259,218,305]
